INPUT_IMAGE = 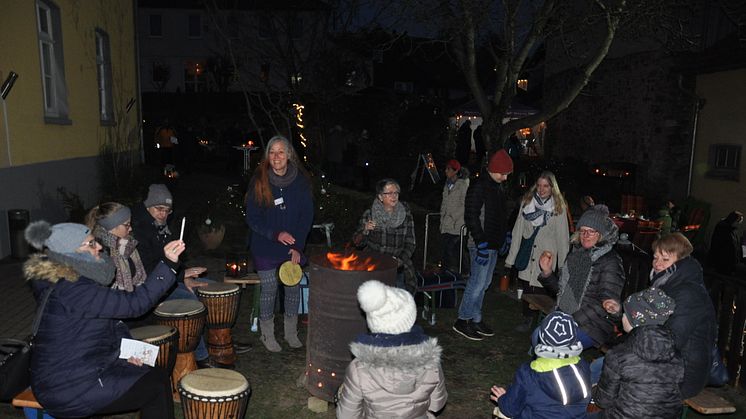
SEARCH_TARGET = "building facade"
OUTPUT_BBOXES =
[0,0,140,258]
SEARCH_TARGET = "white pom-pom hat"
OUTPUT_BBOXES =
[357,280,416,335]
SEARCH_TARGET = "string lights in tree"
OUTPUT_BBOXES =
[292,103,308,162]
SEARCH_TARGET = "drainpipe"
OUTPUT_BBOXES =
[677,74,705,197]
[132,0,144,163]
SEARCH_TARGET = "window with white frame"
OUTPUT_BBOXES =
[188,14,202,38]
[36,0,69,122]
[95,29,113,123]
[707,144,741,181]
[149,14,162,37]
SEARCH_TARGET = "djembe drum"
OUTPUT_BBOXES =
[196,283,241,365]
[129,325,179,377]
[154,299,207,397]
[178,369,250,419]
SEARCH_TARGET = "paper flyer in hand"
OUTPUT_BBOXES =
[119,338,159,367]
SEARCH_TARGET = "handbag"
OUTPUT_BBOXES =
[0,286,54,402]
[708,343,730,387]
[514,227,540,271]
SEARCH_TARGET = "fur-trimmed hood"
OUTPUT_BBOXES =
[349,337,442,370]
[24,254,79,283]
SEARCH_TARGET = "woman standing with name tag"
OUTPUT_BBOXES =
[246,135,313,353]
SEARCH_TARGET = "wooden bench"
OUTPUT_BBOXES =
[12,387,52,419]
[521,293,554,330]
[682,388,736,417]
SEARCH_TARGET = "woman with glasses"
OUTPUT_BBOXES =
[23,220,183,419]
[505,171,570,332]
[353,178,416,291]
[246,135,314,352]
[86,202,146,292]
[536,205,625,349]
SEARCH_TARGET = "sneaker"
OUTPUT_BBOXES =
[452,319,483,341]
[472,321,494,336]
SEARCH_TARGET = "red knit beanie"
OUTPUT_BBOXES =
[446,159,461,172]
[488,149,513,174]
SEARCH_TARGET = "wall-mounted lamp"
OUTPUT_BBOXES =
[1,71,19,100]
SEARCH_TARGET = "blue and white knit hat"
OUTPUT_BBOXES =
[535,311,584,358]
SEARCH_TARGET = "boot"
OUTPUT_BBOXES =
[260,317,282,352]
[284,315,303,349]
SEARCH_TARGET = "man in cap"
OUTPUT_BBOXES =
[453,149,513,341]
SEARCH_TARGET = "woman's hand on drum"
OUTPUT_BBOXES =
[277,231,296,246]
[163,240,185,263]
[185,277,209,294]
[539,251,554,277]
[184,266,207,279]
[289,248,301,264]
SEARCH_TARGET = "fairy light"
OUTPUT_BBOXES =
[292,103,308,162]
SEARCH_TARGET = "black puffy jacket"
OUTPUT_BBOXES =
[594,325,685,419]
[654,257,716,398]
[463,176,508,250]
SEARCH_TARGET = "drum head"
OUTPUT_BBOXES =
[154,299,205,317]
[130,325,177,342]
[180,369,250,397]
[278,261,302,286]
[196,282,240,296]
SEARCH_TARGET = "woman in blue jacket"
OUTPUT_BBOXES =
[23,220,184,419]
[246,135,314,352]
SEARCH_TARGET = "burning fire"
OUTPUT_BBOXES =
[326,252,376,271]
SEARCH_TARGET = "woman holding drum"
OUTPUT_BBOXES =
[23,220,184,419]
[246,135,314,352]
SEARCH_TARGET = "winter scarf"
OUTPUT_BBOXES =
[556,233,617,315]
[651,260,679,288]
[371,199,406,229]
[46,250,116,286]
[522,193,554,227]
[268,161,299,188]
[93,225,146,292]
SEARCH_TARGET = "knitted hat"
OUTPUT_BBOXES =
[623,287,675,328]
[488,149,513,174]
[535,311,584,358]
[97,206,131,231]
[144,184,173,208]
[357,280,416,335]
[25,221,90,255]
[577,205,613,236]
[446,159,461,172]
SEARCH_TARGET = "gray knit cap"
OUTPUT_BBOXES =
[577,205,613,237]
[25,221,90,254]
[144,184,173,208]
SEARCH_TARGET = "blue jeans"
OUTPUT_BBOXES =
[166,281,212,361]
[590,356,605,385]
[457,246,498,323]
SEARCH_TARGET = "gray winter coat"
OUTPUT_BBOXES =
[440,176,469,236]
[506,204,570,287]
[336,336,447,418]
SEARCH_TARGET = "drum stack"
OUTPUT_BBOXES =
[196,283,242,366]
[154,299,207,397]
[179,369,250,419]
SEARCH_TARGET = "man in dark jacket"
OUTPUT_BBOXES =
[594,287,685,419]
[707,210,743,275]
[453,149,512,341]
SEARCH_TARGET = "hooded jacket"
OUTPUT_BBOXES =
[336,328,447,419]
[498,357,591,419]
[24,254,176,418]
[654,257,716,398]
[594,325,685,418]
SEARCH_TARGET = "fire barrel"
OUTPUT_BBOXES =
[306,251,397,401]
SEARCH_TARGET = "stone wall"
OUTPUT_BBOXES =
[545,50,697,212]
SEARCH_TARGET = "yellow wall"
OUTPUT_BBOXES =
[0,0,139,167]
[692,68,746,233]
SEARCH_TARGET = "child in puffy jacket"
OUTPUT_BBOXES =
[336,280,447,418]
[490,311,591,418]
[593,287,684,418]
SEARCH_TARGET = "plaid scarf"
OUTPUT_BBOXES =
[93,225,146,292]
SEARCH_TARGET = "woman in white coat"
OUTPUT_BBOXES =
[505,171,570,331]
